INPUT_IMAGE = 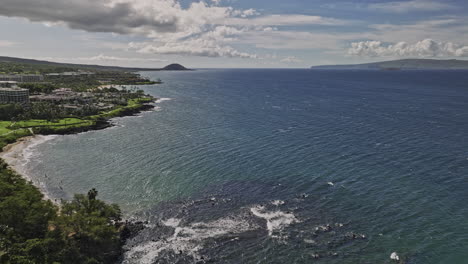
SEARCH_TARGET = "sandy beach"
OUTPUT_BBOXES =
[0,135,58,200]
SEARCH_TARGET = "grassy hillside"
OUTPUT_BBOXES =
[0,56,189,73]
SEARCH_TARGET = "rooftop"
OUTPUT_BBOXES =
[0,87,28,92]
[0,74,42,77]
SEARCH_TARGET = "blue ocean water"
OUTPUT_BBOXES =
[23,69,468,263]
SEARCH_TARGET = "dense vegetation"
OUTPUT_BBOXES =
[16,83,57,94]
[0,56,168,73]
[0,61,76,75]
[0,161,124,264]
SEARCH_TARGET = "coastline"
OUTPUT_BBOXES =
[0,100,156,203]
[0,135,58,201]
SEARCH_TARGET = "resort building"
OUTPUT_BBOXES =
[0,85,30,104]
[45,71,95,77]
[0,81,18,88]
[21,74,44,82]
[0,74,44,82]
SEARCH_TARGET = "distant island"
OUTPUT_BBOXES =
[161,63,190,71]
[311,59,468,70]
[0,56,191,71]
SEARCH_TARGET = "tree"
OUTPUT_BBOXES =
[0,172,123,264]
[87,188,98,200]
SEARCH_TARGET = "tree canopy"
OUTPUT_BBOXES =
[0,162,123,264]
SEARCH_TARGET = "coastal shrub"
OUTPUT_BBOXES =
[54,190,122,264]
[0,129,33,154]
[0,166,123,264]
[0,105,24,121]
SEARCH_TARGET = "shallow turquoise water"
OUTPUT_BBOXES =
[24,69,468,263]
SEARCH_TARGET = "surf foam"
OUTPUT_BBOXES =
[155,98,172,103]
[124,215,256,264]
[250,205,299,237]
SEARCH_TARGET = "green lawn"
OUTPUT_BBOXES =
[0,97,152,149]
[12,118,88,128]
[0,121,13,135]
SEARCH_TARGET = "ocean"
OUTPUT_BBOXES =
[19,69,468,263]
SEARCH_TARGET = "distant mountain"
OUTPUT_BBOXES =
[0,56,190,71]
[161,63,190,71]
[311,59,468,70]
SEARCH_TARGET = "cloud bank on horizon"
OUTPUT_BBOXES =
[349,39,468,58]
[0,0,467,67]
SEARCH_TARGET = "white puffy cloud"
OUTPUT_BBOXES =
[225,15,346,26]
[369,0,454,13]
[0,0,261,58]
[127,23,264,59]
[131,41,257,58]
[128,25,258,59]
[348,39,468,57]
[0,0,353,60]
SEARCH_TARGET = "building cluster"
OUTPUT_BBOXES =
[0,75,46,104]
[30,88,122,111]
[30,88,88,102]
[0,81,30,104]
[45,71,95,77]
[0,71,135,108]
[0,74,44,82]
[0,72,96,105]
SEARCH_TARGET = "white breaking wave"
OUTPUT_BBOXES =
[124,215,257,264]
[161,218,181,228]
[1,135,58,177]
[124,204,301,263]
[155,98,173,103]
[0,135,59,201]
[390,252,400,261]
[250,205,299,237]
[271,200,285,206]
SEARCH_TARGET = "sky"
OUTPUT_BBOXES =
[0,0,467,68]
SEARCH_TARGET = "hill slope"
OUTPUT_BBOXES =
[311,59,468,70]
[0,56,190,72]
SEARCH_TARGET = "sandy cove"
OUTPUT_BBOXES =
[0,135,58,201]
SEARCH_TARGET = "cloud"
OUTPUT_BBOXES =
[0,40,16,47]
[348,39,468,57]
[0,0,175,34]
[129,37,258,59]
[280,56,303,63]
[225,15,347,26]
[0,0,352,60]
[85,54,167,62]
[36,55,168,63]
[364,18,468,48]
[240,30,361,50]
[127,24,259,58]
[369,0,454,13]
[0,0,237,36]
[0,0,263,59]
